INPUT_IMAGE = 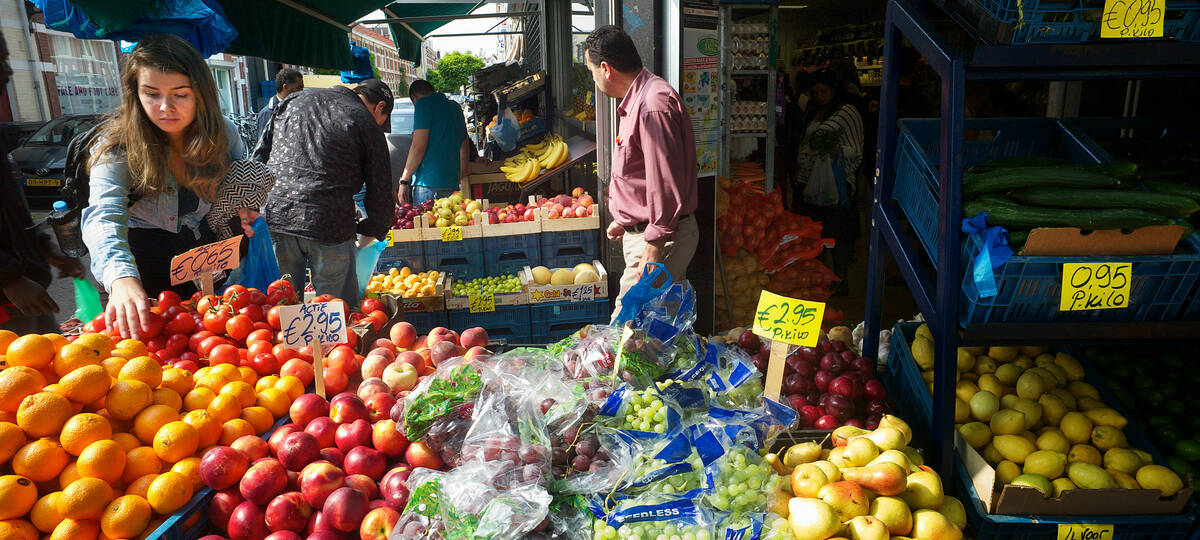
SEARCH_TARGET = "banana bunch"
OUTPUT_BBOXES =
[500,151,540,183]
[502,134,569,183]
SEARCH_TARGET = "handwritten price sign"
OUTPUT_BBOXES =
[752,290,824,347]
[468,293,496,313]
[169,235,243,285]
[1058,524,1113,540]
[1060,262,1132,312]
[441,226,463,242]
[385,230,394,247]
[1102,0,1164,38]
[278,301,348,349]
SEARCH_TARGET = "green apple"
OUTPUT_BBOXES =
[788,497,841,540]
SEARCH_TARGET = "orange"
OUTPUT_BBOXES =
[111,432,140,452]
[132,405,178,444]
[151,421,197,463]
[254,375,281,393]
[0,367,46,412]
[59,460,81,489]
[181,410,221,448]
[0,329,17,353]
[125,474,157,499]
[238,366,258,385]
[255,388,290,418]
[58,477,113,520]
[0,474,38,519]
[73,334,115,360]
[30,492,63,533]
[84,393,106,412]
[58,366,111,405]
[117,357,162,389]
[5,334,55,369]
[182,387,216,411]
[274,376,305,401]
[50,518,99,540]
[12,438,70,482]
[100,495,152,539]
[219,418,254,445]
[0,421,26,463]
[206,394,241,423]
[210,364,241,384]
[220,381,257,408]
[158,369,193,396]
[77,440,126,483]
[43,333,69,351]
[16,391,73,437]
[240,406,274,434]
[121,447,162,484]
[146,472,191,514]
[151,388,182,411]
[60,413,113,456]
[105,380,153,421]
[0,519,38,540]
[170,457,203,491]
[53,342,103,378]
[114,340,147,357]
[0,410,15,423]
[100,357,127,378]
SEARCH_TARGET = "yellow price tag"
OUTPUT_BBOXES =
[1057,524,1113,540]
[442,226,463,242]
[1060,262,1131,311]
[385,230,394,247]
[468,293,495,313]
[1101,0,1164,38]
[751,290,824,346]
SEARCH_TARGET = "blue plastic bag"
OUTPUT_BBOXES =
[612,263,673,325]
[221,217,279,293]
[34,0,237,57]
[356,238,388,297]
[962,212,1013,299]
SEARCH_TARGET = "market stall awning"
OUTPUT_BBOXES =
[381,1,487,67]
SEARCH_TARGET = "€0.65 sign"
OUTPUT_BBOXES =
[752,290,824,347]
[169,235,243,285]
[279,301,347,350]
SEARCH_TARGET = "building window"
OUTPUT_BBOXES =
[211,67,235,114]
[50,35,120,115]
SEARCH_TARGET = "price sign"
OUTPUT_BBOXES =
[752,290,824,347]
[1102,0,1164,38]
[1060,262,1131,311]
[169,235,243,285]
[278,301,348,350]
[386,230,394,247]
[441,226,463,242]
[468,293,496,313]
[1057,524,1113,540]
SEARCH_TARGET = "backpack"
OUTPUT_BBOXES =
[45,123,140,257]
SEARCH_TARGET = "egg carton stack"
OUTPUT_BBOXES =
[731,22,770,70]
[731,101,769,133]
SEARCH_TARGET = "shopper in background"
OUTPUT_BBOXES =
[255,68,303,141]
[397,79,469,206]
[583,25,699,319]
[795,68,864,292]
[254,79,393,306]
[0,33,85,333]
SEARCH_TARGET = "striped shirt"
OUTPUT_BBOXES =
[797,103,864,194]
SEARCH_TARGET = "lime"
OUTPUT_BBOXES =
[1174,439,1200,463]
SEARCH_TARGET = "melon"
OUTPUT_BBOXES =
[573,263,597,275]
[574,270,600,284]
[531,266,552,285]
[550,269,575,286]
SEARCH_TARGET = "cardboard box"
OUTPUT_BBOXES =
[520,260,609,304]
[481,199,542,237]
[444,276,528,309]
[418,212,484,241]
[385,226,423,245]
[530,194,601,232]
[1020,225,1185,256]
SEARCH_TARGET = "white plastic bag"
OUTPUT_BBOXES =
[488,108,521,151]
[803,153,840,206]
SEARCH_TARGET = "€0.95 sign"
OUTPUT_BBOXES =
[279,301,347,350]
[1060,262,1131,312]
[169,235,243,285]
[752,290,824,347]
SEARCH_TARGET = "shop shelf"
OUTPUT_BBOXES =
[540,228,600,269]
[485,234,542,276]
[377,238,425,274]
[893,117,1109,264]
[529,298,612,344]
[448,305,532,344]
[882,322,932,438]
[935,0,1200,45]
[424,238,485,281]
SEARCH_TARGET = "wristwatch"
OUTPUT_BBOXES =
[399,180,411,186]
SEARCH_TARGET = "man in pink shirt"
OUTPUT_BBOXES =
[584,25,700,319]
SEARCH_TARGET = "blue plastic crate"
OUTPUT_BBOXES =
[540,229,600,269]
[404,310,448,335]
[448,305,532,343]
[937,0,1200,45]
[530,298,612,344]
[883,322,933,438]
[378,239,424,274]
[960,234,1200,324]
[894,118,1109,264]
[424,238,485,280]
[485,234,542,276]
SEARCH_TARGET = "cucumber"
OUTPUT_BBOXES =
[964,200,1172,230]
[1009,187,1199,217]
[1142,180,1200,202]
[963,167,1120,197]
[968,156,1069,174]
[1007,230,1029,246]
[1082,161,1138,181]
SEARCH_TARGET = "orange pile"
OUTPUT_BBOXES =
[0,329,300,539]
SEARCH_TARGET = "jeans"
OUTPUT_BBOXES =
[272,232,360,307]
[412,185,457,206]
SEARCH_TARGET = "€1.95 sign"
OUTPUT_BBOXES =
[752,290,824,347]
[278,301,347,349]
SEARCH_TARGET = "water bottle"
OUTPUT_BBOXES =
[48,200,88,258]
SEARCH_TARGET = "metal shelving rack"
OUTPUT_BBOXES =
[717,3,778,191]
[862,0,1200,480]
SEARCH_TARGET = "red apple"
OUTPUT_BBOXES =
[278,432,321,472]
[459,327,488,349]
[360,507,401,540]
[365,392,397,423]
[405,441,443,470]
[209,488,243,532]
[372,419,409,459]
[361,354,391,379]
[268,424,300,455]
[344,473,378,499]
[389,322,416,349]
[289,393,330,428]
[426,326,458,348]
[814,414,839,430]
[382,362,418,393]
[430,340,458,366]
[304,416,338,449]
[335,419,372,454]
[227,501,267,540]
[201,445,250,490]
[322,487,369,532]
[265,532,302,540]
[299,461,345,508]
[380,468,411,510]
[319,447,344,468]
[344,446,387,480]
[356,377,391,401]
[240,458,288,505]
[329,395,370,424]
[371,338,397,354]
[265,491,313,533]
[232,435,270,462]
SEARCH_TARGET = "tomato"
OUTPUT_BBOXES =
[313,294,335,303]
[141,311,165,338]
[199,336,231,357]
[204,310,231,334]
[223,285,251,311]
[179,351,200,365]
[91,313,106,331]
[266,289,292,306]
[327,345,356,373]
[161,304,184,322]
[343,331,358,350]
[252,321,272,332]
[209,344,240,366]
[225,314,254,342]
[246,329,274,345]
[189,330,216,354]
[367,310,387,332]
[239,304,265,323]
[251,352,279,376]
[165,312,195,335]
[146,336,166,353]
[196,294,220,314]
[191,291,204,304]
[158,290,182,310]
[165,333,189,356]
[268,279,295,299]
[267,305,283,330]
[361,297,386,314]
[154,350,175,363]
[248,289,267,306]
[273,344,299,362]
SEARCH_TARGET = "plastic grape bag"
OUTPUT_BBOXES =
[705,344,766,410]
[610,431,706,500]
[692,423,781,518]
[706,397,797,451]
[715,513,764,540]
[400,356,487,442]
[632,281,698,332]
[596,383,681,439]
[356,237,388,296]
[394,468,447,540]
[438,460,553,540]
[539,494,594,540]
[591,495,715,540]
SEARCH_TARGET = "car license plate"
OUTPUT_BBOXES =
[25,178,61,187]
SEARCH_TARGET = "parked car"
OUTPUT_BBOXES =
[10,114,101,206]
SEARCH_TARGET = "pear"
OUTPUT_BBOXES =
[1136,465,1185,497]
[1068,444,1103,466]
[994,434,1037,464]
[1084,408,1128,429]
[765,452,788,475]
[899,446,925,471]
[791,463,830,498]
[1091,425,1127,451]
[878,415,914,445]
[840,515,891,540]
[958,422,992,449]
[818,480,871,522]
[969,391,1000,422]
[1067,461,1119,489]
[869,496,913,536]
[833,425,871,447]
[911,509,962,540]
[938,496,967,529]
[788,498,842,540]
[829,446,854,469]
[844,437,881,468]
[811,460,841,482]
[784,442,824,468]
[989,409,1027,436]
[1052,477,1077,497]
[900,470,944,510]
[996,460,1022,484]
[870,449,912,472]
[861,427,907,451]
[842,462,908,496]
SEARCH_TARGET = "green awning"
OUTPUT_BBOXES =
[383,1,486,67]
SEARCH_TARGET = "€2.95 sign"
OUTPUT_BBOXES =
[752,290,824,347]
[169,235,243,285]
[278,301,348,349]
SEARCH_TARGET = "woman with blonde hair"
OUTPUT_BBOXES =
[83,34,265,339]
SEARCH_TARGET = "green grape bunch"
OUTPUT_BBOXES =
[593,520,711,540]
[705,445,778,516]
[612,388,668,433]
[451,274,522,295]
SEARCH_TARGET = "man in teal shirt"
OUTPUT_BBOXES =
[397,79,470,205]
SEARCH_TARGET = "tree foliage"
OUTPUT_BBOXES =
[431,51,485,93]
[426,69,446,93]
